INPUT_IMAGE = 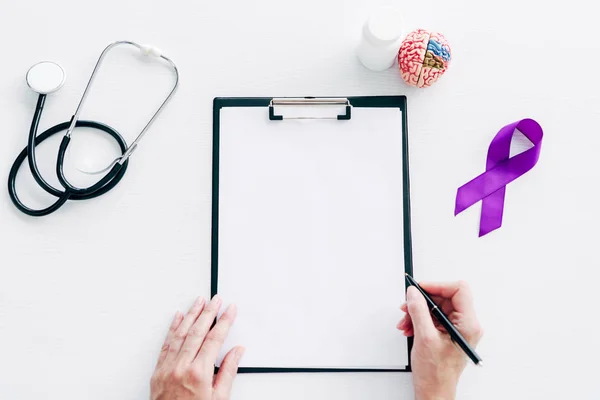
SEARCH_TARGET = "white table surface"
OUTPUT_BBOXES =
[1,0,598,399]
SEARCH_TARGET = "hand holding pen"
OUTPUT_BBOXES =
[398,277,483,400]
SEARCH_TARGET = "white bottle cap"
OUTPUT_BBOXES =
[363,7,404,45]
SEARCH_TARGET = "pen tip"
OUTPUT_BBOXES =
[476,361,484,367]
[405,273,409,276]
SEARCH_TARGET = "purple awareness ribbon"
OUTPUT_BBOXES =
[454,119,544,237]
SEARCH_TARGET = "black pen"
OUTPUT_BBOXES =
[405,273,483,366]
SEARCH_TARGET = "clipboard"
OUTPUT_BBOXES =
[211,96,413,373]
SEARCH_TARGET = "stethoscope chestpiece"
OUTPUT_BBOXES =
[26,61,66,95]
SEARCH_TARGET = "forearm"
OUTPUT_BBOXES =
[415,392,456,400]
[414,382,457,400]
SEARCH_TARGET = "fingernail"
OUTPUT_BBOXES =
[212,295,221,306]
[196,296,204,305]
[397,315,406,328]
[407,287,416,301]
[228,303,237,316]
[235,347,246,362]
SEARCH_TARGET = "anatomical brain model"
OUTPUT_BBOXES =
[398,29,451,88]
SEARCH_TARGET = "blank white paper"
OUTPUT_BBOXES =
[216,106,408,369]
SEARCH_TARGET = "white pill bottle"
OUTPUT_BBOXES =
[357,7,405,71]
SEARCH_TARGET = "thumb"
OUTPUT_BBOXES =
[406,287,437,338]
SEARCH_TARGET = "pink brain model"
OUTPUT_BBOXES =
[398,29,451,88]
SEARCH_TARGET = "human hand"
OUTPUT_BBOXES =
[151,296,244,400]
[397,281,483,400]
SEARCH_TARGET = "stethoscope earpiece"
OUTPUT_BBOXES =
[26,61,66,95]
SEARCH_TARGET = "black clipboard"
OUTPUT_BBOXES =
[211,96,413,373]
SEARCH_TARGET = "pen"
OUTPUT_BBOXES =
[405,273,483,366]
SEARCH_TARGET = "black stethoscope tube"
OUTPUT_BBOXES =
[8,94,130,216]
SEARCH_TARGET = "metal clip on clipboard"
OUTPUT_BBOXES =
[269,97,352,121]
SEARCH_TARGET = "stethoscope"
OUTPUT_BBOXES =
[8,41,179,216]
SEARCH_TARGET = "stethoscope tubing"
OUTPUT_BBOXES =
[7,94,129,216]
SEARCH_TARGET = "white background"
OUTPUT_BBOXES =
[0,0,598,399]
